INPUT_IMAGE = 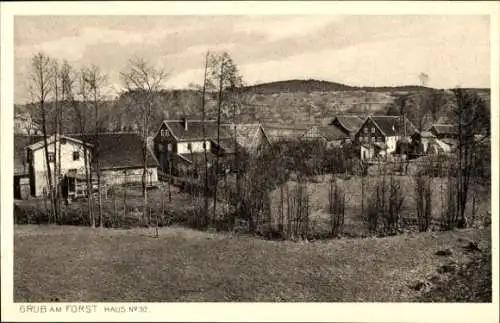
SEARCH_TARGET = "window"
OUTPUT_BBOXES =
[371,127,376,133]
[158,143,164,152]
[48,152,55,162]
[160,129,169,137]
[60,138,67,145]
[363,127,368,133]
[187,143,192,151]
[73,151,80,161]
[167,143,172,151]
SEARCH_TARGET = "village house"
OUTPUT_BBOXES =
[302,125,350,148]
[353,115,418,161]
[14,112,41,135]
[14,132,159,199]
[329,115,365,139]
[153,119,238,177]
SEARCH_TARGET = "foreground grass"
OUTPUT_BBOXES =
[14,225,491,302]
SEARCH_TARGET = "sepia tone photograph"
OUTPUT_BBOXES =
[5,7,495,308]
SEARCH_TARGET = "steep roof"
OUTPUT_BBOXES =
[262,123,308,143]
[233,123,270,151]
[68,132,159,170]
[366,116,419,137]
[161,120,232,141]
[331,115,365,133]
[430,124,458,136]
[312,126,350,141]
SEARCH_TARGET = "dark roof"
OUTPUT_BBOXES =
[163,120,232,141]
[431,124,458,136]
[316,126,350,141]
[69,133,159,170]
[368,116,419,137]
[14,135,43,175]
[212,138,239,154]
[331,115,365,133]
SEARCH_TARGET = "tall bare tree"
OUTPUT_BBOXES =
[29,53,56,222]
[82,65,108,228]
[201,51,210,228]
[207,52,243,221]
[451,88,489,228]
[120,58,167,226]
[76,68,95,227]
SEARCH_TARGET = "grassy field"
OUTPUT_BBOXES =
[269,175,491,237]
[14,225,491,302]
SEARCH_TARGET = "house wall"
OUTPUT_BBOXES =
[354,119,386,145]
[100,167,158,186]
[177,140,211,154]
[32,139,91,197]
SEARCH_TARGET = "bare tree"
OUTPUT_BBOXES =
[120,58,168,226]
[207,52,243,222]
[75,68,95,227]
[29,53,56,222]
[452,88,489,228]
[82,65,108,228]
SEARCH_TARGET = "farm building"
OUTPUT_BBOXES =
[262,123,309,143]
[329,115,365,138]
[232,123,271,155]
[14,132,159,199]
[302,125,350,148]
[353,115,419,160]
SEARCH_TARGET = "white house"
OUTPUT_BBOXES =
[25,134,92,197]
[353,115,418,160]
[17,133,159,199]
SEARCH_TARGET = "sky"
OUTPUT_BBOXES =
[14,15,490,103]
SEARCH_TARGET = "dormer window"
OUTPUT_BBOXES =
[160,129,169,137]
[363,127,368,133]
[371,127,376,133]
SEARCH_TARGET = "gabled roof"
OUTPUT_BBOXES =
[308,126,349,141]
[262,123,308,143]
[233,123,270,151]
[360,116,419,137]
[159,120,232,141]
[430,124,458,136]
[330,115,365,133]
[67,133,159,170]
[27,134,91,151]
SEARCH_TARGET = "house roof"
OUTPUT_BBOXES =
[160,120,232,141]
[27,134,91,151]
[67,132,159,170]
[309,126,350,141]
[331,115,365,133]
[430,124,458,136]
[233,123,270,151]
[262,124,308,143]
[364,116,419,137]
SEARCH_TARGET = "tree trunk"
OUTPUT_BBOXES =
[212,61,224,222]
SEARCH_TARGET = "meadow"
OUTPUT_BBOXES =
[14,224,491,302]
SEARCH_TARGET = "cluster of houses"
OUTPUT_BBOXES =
[13,112,461,200]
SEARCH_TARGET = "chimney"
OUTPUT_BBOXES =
[182,117,188,131]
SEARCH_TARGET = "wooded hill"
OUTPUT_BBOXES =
[15,79,490,135]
